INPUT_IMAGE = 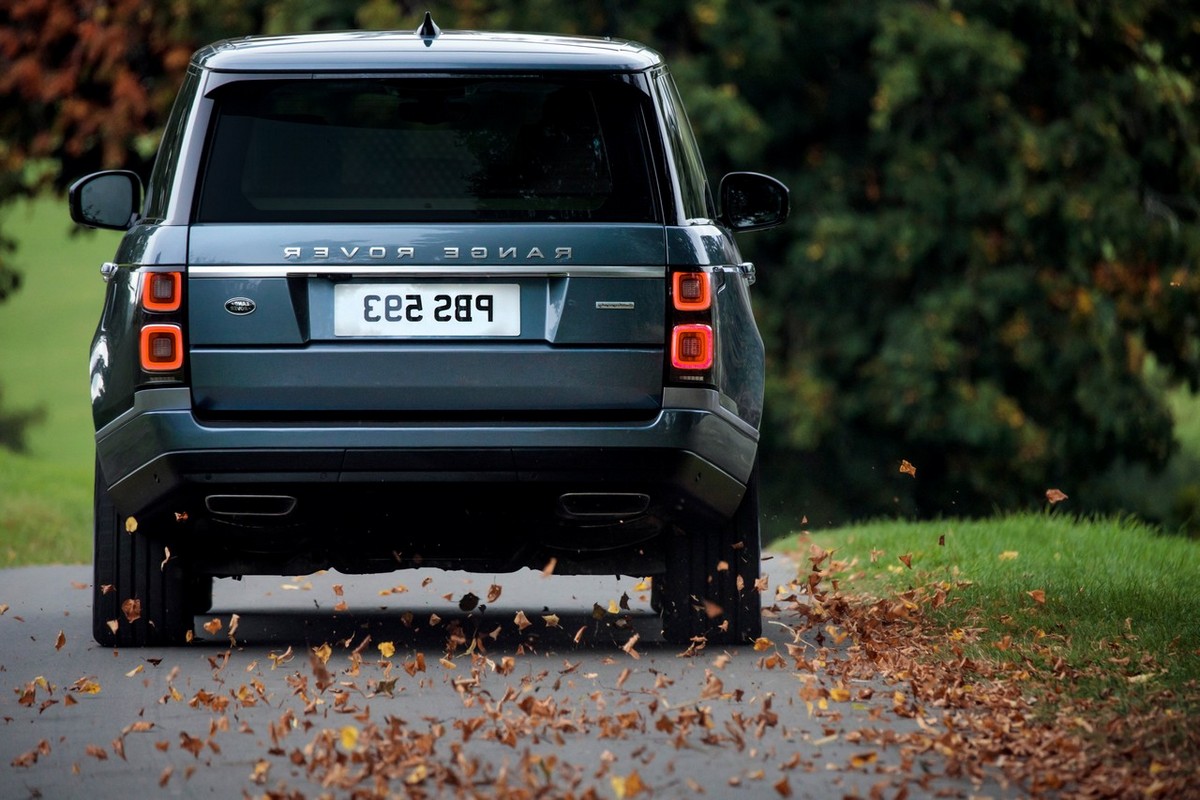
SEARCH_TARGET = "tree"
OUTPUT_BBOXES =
[2,0,1198,525]
[748,0,1200,520]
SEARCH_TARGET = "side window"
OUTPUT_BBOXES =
[143,67,201,222]
[656,73,714,223]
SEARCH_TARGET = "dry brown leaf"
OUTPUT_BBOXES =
[541,557,558,577]
[899,459,917,477]
[1046,488,1069,504]
[514,610,531,631]
[55,630,66,651]
[121,598,142,624]
[487,583,502,603]
[622,633,641,660]
[1028,589,1046,604]
[202,618,222,635]
[898,553,913,569]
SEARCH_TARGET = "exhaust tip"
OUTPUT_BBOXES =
[558,492,650,521]
[205,494,297,517]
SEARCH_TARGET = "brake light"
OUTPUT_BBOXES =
[140,325,184,371]
[671,324,713,370]
[142,271,181,312]
[672,271,711,311]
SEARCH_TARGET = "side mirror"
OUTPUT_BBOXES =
[719,172,789,232]
[69,171,143,231]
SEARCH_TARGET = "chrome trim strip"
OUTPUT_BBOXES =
[188,265,666,279]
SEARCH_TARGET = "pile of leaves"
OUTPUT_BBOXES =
[799,544,1200,799]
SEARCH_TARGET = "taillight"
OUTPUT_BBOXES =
[672,272,711,311]
[138,271,185,379]
[142,272,181,312]
[671,324,713,370]
[667,269,715,384]
[140,325,184,371]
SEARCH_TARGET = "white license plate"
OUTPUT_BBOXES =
[334,283,521,337]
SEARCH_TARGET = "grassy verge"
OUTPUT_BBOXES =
[788,513,1199,699]
[0,195,121,566]
[779,513,1199,791]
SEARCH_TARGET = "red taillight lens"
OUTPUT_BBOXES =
[672,271,711,311]
[671,324,713,370]
[142,272,181,312]
[140,325,183,371]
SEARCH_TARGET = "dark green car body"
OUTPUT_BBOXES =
[71,20,788,646]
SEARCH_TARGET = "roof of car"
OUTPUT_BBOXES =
[193,28,664,73]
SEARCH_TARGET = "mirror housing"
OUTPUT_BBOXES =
[69,171,143,231]
[719,172,789,232]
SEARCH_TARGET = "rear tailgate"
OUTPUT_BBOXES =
[186,223,666,415]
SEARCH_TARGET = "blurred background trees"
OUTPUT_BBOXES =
[2,0,1198,533]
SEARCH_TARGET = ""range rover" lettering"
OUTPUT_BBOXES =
[282,245,573,260]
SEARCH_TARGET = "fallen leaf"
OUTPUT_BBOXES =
[458,592,479,612]
[898,553,912,569]
[999,550,1019,561]
[542,613,560,628]
[622,633,641,660]
[1046,488,1068,504]
[541,557,557,577]
[752,637,771,652]
[249,759,270,784]
[332,584,344,596]
[125,665,144,678]
[312,643,332,665]
[899,459,917,477]
[122,598,142,624]
[339,725,358,751]
[1027,589,1046,604]
[487,584,503,603]
[405,764,429,785]
[611,770,646,798]
[378,641,396,659]
[55,631,66,651]
[202,618,222,635]
[125,517,138,533]
[514,611,531,631]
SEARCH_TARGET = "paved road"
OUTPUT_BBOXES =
[0,560,1010,798]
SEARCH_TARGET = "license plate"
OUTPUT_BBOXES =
[334,283,521,337]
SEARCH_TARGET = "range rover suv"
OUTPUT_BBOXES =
[70,15,788,647]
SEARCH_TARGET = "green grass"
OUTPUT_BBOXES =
[786,513,1200,701]
[0,195,122,565]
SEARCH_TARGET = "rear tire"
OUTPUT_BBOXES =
[660,465,762,645]
[92,457,193,646]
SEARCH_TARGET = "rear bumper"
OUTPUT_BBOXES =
[96,388,758,529]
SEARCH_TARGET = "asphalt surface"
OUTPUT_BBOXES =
[0,559,1014,799]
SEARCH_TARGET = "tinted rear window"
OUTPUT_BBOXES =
[195,78,659,223]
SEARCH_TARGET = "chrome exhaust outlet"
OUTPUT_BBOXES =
[205,494,297,517]
[558,492,650,520]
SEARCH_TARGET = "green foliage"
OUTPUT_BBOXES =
[1,0,1198,529]
[754,1,1200,521]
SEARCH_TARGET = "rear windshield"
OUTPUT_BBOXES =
[195,77,660,223]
